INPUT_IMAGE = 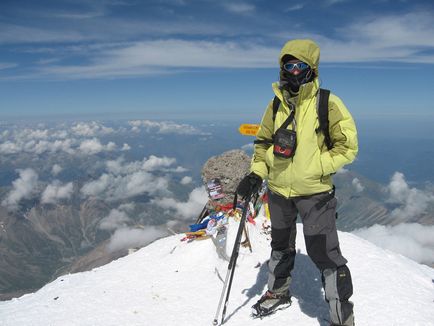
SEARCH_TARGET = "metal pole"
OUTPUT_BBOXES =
[212,194,252,325]
[212,267,231,325]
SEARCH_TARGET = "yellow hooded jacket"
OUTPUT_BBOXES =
[251,39,358,198]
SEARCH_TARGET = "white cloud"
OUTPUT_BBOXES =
[23,129,49,139]
[0,124,124,156]
[51,164,63,176]
[352,178,364,193]
[2,168,39,209]
[81,173,112,197]
[0,13,230,46]
[41,181,74,204]
[336,167,349,175]
[71,121,114,136]
[222,3,255,14]
[106,157,142,175]
[169,166,188,173]
[12,127,53,141]
[106,141,116,151]
[180,176,192,185]
[0,62,18,70]
[1,130,10,139]
[51,130,69,139]
[10,11,434,81]
[386,172,434,219]
[31,39,276,79]
[0,141,21,154]
[284,4,304,12]
[46,8,107,20]
[0,138,76,155]
[118,202,135,212]
[80,171,170,201]
[81,155,186,201]
[108,38,271,67]
[344,12,434,49]
[324,0,348,6]
[3,9,434,82]
[78,138,116,154]
[0,23,86,44]
[105,156,182,175]
[99,209,130,231]
[107,227,166,253]
[128,120,207,135]
[241,143,254,151]
[105,157,124,174]
[121,143,131,151]
[152,186,208,220]
[353,223,434,265]
[142,155,177,172]
[33,139,76,154]
[317,11,434,64]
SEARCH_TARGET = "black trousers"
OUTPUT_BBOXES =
[267,189,354,325]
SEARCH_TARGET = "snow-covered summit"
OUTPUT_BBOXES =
[1,217,433,326]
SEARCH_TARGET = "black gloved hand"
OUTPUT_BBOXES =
[236,172,263,198]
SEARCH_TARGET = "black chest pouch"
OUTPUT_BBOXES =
[273,108,297,159]
[273,128,297,158]
[254,106,297,159]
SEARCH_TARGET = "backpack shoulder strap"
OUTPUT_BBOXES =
[262,91,333,150]
[317,88,333,150]
[253,96,280,145]
[272,96,280,122]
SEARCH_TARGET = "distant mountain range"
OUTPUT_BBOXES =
[334,170,434,230]
[0,191,179,300]
[0,167,432,300]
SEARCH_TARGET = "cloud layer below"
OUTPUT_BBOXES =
[152,186,208,220]
[2,168,39,210]
[385,172,434,219]
[107,226,166,253]
[353,223,434,265]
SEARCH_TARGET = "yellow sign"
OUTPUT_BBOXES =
[239,124,260,136]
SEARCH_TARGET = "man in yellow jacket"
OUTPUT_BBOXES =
[237,39,358,326]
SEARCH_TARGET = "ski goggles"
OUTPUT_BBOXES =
[282,61,310,73]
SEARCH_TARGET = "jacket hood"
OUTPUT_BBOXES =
[279,39,320,76]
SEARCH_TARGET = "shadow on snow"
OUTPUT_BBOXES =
[225,252,329,325]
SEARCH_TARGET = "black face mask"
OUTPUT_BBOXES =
[279,68,314,92]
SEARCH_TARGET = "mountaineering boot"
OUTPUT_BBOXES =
[330,313,354,326]
[251,290,291,318]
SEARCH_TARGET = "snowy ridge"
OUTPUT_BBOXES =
[1,216,433,326]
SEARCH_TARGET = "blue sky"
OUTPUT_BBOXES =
[1,0,434,121]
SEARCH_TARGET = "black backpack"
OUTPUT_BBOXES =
[256,88,333,150]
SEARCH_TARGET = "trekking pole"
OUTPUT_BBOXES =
[241,224,252,252]
[212,193,252,326]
